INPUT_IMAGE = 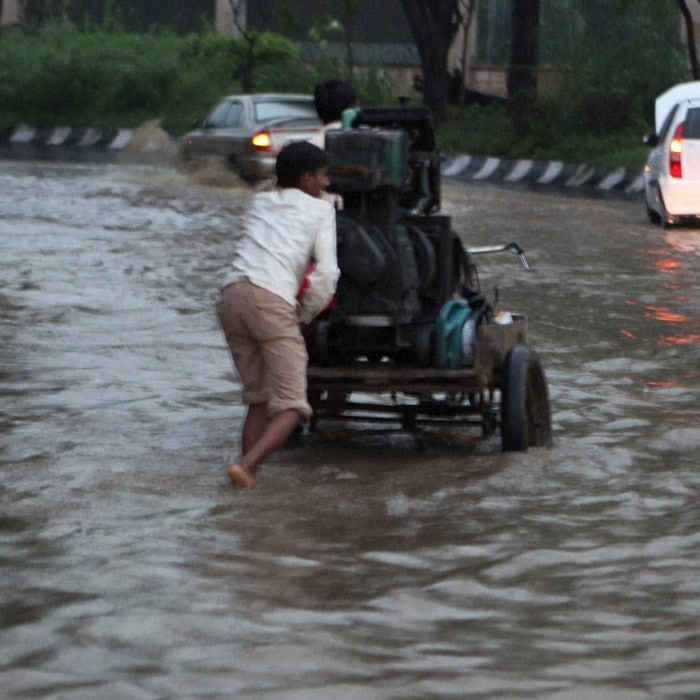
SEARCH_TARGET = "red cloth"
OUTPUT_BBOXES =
[297,264,337,316]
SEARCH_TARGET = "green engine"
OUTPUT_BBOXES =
[306,106,472,366]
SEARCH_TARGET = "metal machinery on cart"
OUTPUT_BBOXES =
[304,106,552,451]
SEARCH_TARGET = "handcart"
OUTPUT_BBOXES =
[304,106,552,451]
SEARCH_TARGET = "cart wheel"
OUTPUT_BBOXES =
[501,344,552,451]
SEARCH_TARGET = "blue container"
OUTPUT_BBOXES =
[434,299,473,368]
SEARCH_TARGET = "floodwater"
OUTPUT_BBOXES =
[1,158,699,699]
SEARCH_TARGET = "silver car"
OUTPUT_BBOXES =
[181,93,322,182]
[644,82,700,227]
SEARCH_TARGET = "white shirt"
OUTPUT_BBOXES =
[224,188,339,323]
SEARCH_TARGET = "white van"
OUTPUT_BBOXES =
[643,81,700,227]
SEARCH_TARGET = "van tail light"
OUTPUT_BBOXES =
[669,122,684,178]
[251,130,273,151]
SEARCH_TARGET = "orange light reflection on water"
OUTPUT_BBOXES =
[659,332,700,348]
[653,258,683,275]
[624,239,699,348]
[644,306,688,323]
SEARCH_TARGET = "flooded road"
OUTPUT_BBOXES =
[1,159,699,699]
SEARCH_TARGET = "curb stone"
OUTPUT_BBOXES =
[0,124,134,164]
[3,124,132,149]
[0,124,645,198]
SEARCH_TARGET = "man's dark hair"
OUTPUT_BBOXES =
[275,141,329,188]
[313,79,358,124]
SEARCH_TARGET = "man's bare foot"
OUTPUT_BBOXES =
[228,463,255,487]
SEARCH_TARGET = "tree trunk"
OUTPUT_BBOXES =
[678,0,700,79]
[228,0,256,92]
[458,0,477,111]
[241,36,257,92]
[343,0,360,79]
[420,36,452,124]
[507,0,541,98]
[399,0,461,125]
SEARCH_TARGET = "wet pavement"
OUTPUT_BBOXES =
[1,159,699,699]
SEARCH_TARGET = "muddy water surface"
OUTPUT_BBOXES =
[1,160,699,699]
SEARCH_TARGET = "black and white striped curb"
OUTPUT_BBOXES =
[1,124,133,149]
[441,154,644,197]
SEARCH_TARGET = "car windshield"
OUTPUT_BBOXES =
[254,99,318,124]
[658,104,678,141]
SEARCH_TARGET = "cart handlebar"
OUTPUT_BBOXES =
[465,242,530,270]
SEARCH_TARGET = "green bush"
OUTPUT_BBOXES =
[0,22,396,134]
[436,101,650,171]
[576,91,634,135]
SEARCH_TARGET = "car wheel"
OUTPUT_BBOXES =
[644,191,661,225]
[226,155,241,175]
[646,204,661,225]
[657,187,674,228]
[240,173,260,186]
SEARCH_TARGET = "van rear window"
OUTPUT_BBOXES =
[685,108,700,139]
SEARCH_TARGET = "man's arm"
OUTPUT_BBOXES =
[298,206,340,324]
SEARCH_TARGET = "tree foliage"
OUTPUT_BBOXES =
[16,0,213,33]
